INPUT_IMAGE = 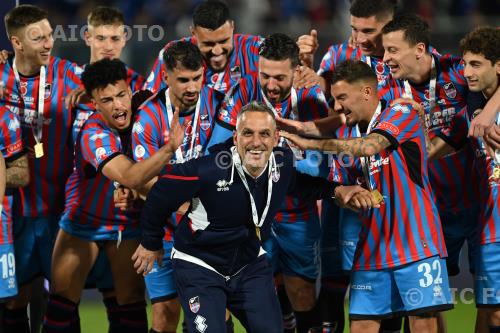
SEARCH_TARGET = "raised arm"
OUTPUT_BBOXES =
[280,131,392,157]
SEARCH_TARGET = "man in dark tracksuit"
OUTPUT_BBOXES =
[132,101,374,333]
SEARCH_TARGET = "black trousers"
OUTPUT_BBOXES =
[173,255,283,333]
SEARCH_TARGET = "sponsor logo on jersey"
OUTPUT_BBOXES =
[216,179,230,192]
[89,133,109,141]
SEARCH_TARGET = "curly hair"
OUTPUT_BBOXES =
[460,26,500,65]
[81,58,127,96]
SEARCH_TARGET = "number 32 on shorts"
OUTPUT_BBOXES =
[418,259,442,288]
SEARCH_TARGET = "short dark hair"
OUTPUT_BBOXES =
[236,101,276,128]
[163,41,203,72]
[349,0,397,21]
[87,6,125,27]
[4,4,48,38]
[258,33,300,68]
[382,13,430,49]
[460,26,500,65]
[331,59,377,87]
[82,58,128,96]
[192,0,230,30]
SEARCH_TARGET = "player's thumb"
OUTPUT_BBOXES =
[310,29,318,40]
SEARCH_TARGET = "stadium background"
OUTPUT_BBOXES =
[0,0,498,331]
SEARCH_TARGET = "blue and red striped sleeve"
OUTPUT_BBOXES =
[372,103,420,147]
[80,125,122,172]
[132,98,165,161]
[216,74,257,129]
[0,107,23,160]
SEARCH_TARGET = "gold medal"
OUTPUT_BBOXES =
[256,226,261,240]
[34,142,44,159]
[371,189,384,204]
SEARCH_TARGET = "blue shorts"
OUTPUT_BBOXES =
[475,242,500,307]
[13,216,59,284]
[173,255,282,333]
[59,218,140,242]
[339,208,362,272]
[263,217,320,281]
[349,255,453,319]
[319,198,343,279]
[0,243,18,300]
[440,206,479,276]
[145,239,177,303]
[85,251,114,291]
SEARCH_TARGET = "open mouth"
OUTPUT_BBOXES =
[247,149,265,157]
[387,64,399,73]
[112,111,128,125]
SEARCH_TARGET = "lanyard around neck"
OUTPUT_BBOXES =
[231,146,275,229]
[13,57,46,145]
[165,88,201,163]
[359,102,383,191]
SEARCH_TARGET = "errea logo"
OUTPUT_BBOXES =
[216,179,230,192]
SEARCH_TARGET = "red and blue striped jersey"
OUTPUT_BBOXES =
[71,64,145,146]
[441,102,500,245]
[62,112,140,231]
[217,73,329,224]
[378,53,478,212]
[0,56,82,218]
[318,42,390,84]
[0,105,23,245]
[144,34,262,94]
[131,86,224,241]
[353,101,446,270]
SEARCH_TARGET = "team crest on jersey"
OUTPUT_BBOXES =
[189,296,200,313]
[44,83,52,99]
[375,62,385,75]
[211,73,220,84]
[20,81,28,96]
[443,82,457,99]
[230,66,241,81]
[489,165,500,186]
[134,145,146,159]
[424,89,430,101]
[200,114,211,131]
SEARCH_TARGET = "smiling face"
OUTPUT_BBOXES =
[192,20,234,72]
[91,80,132,131]
[12,19,54,67]
[85,24,126,63]
[351,14,390,57]
[331,80,373,128]
[463,51,500,97]
[382,30,423,80]
[233,111,279,176]
[258,57,295,104]
[164,64,204,110]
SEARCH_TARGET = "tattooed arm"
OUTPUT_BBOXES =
[6,154,29,188]
[280,131,392,157]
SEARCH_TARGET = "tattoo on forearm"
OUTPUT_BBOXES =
[6,156,29,188]
[321,133,391,157]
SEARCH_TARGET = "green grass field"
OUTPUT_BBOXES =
[78,300,477,332]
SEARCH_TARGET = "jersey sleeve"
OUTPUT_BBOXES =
[63,61,84,93]
[143,47,167,93]
[317,45,337,77]
[140,159,201,251]
[80,126,122,172]
[131,102,163,161]
[371,103,421,148]
[297,85,329,121]
[128,68,145,93]
[216,75,255,129]
[0,109,24,161]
